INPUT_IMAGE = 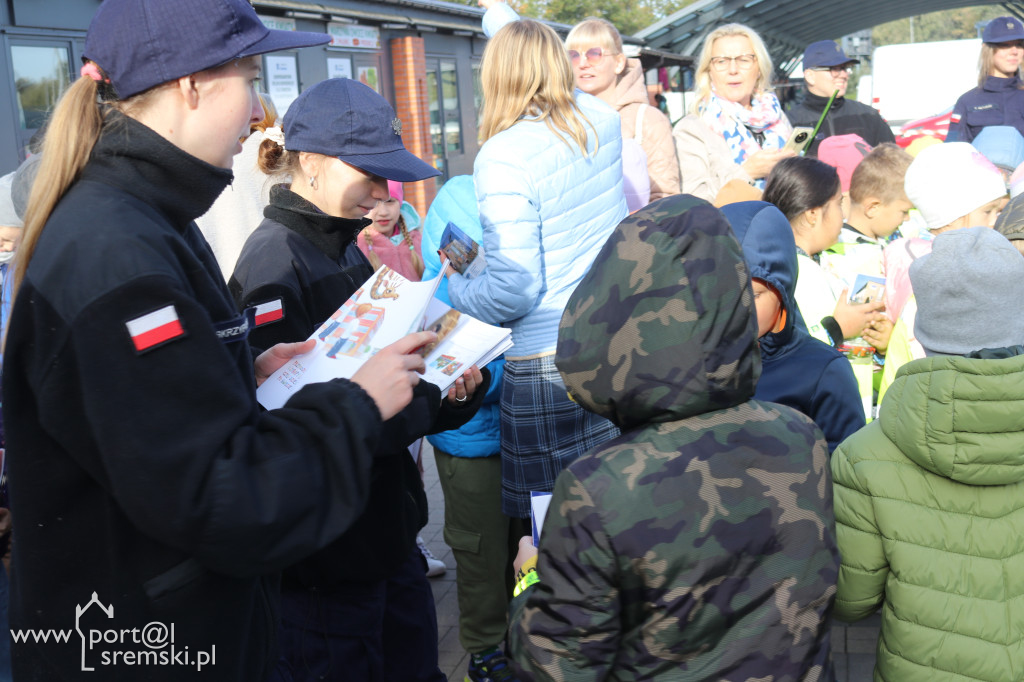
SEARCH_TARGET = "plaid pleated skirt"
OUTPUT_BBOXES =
[499,355,619,518]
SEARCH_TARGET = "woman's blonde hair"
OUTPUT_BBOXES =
[479,19,597,155]
[978,42,1024,86]
[565,17,623,55]
[692,23,774,114]
[252,91,278,134]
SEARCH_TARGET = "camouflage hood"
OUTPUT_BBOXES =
[556,195,761,429]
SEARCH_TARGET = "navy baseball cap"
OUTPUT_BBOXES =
[803,40,860,69]
[84,0,331,100]
[282,78,440,183]
[983,16,1024,43]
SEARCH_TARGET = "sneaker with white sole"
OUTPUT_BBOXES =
[416,536,446,577]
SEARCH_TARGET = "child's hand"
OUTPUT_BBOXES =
[437,251,457,278]
[513,535,538,574]
[862,315,894,355]
[833,288,886,339]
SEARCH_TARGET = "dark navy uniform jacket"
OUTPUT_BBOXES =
[230,187,487,588]
[2,113,386,681]
[950,75,1024,143]
[787,92,895,157]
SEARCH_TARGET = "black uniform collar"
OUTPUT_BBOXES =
[80,108,233,230]
[982,75,1022,92]
[263,184,370,261]
[801,90,847,112]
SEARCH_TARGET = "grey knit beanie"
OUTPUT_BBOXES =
[911,227,1024,355]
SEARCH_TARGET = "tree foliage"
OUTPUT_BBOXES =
[872,6,992,47]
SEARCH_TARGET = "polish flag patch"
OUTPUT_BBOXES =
[126,305,185,353]
[254,299,284,327]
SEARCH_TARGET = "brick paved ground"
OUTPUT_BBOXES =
[420,443,879,682]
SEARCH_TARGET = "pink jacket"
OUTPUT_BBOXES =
[356,226,423,282]
[882,236,933,323]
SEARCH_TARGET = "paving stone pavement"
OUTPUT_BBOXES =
[420,442,880,682]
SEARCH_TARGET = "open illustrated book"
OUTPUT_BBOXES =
[257,264,513,410]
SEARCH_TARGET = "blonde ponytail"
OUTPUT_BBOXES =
[15,76,105,295]
[398,217,424,279]
[361,227,384,271]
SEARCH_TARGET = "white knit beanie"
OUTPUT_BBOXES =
[904,142,1006,230]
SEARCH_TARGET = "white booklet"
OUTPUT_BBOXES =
[257,264,513,410]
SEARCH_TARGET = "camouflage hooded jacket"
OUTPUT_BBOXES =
[507,195,840,681]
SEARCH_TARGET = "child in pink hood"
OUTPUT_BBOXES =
[357,180,425,281]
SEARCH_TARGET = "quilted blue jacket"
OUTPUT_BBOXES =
[421,175,503,459]
[448,92,627,358]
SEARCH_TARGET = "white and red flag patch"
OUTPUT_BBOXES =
[254,299,284,326]
[126,305,185,352]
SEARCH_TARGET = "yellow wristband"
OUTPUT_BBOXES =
[513,570,539,598]
[514,556,539,583]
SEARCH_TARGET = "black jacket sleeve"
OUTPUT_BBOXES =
[42,274,383,578]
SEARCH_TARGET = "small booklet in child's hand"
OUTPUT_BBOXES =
[530,491,553,546]
[256,264,513,410]
[439,221,487,279]
[848,274,885,304]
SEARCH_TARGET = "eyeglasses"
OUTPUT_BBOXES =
[709,54,757,71]
[568,47,615,66]
[809,65,853,77]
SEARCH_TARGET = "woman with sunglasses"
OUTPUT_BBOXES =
[564,19,679,206]
[672,23,794,203]
[950,16,1024,143]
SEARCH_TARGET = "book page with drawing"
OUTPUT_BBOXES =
[257,265,512,410]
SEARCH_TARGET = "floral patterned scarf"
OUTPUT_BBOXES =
[700,90,792,170]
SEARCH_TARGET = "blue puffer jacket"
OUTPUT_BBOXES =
[421,175,503,459]
[722,201,865,452]
[448,92,627,358]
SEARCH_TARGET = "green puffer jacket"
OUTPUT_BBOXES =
[507,195,839,681]
[832,353,1024,682]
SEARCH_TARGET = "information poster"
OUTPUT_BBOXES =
[358,66,379,93]
[328,58,353,80]
[265,55,299,115]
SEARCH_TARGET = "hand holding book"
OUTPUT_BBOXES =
[256,265,512,410]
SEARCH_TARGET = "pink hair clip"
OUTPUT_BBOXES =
[80,62,109,84]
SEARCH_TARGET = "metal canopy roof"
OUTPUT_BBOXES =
[638,0,1024,72]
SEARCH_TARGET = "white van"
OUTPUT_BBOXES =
[868,39,981,129]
